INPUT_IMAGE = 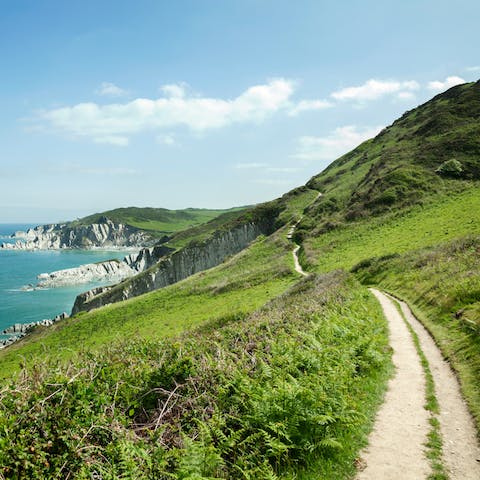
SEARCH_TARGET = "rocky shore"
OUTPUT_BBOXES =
[1,217,152,250]
[0,312,69,349]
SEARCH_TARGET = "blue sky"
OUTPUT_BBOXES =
[0,0,479,223]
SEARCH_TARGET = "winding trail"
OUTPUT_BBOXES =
[287,192,322,277]
[356,289,480,479]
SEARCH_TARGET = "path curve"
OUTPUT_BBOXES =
[357,289,480,479]
[286,192,322,277]
[356,288,431,479]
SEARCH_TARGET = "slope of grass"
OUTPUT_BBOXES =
[301,81,480,233]
[354,236,480,434]
[0,272,391,479]
[301,185,480,273]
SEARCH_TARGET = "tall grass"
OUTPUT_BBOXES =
[0,272,391,479]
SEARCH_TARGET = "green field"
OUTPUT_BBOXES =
[302,186,480,272]
[71,206,248,236]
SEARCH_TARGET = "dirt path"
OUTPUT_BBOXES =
[397,297,480,479]
[357,289,480,479]
[286,192,322,277]
[292,244,307,277]
[356,288,431,479]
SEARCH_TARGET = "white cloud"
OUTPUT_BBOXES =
[427,76,466,92]
[466,66,480,72]
[293,125,384,161]
[331,79,419,102]
[93,135,129,146]
[396,91,416,101]
[160,83,188,98]
[156,134,176,145]
[288,99,333,116]
[95,82,128,97]
[39,79,295,144]
[234,163,269,169]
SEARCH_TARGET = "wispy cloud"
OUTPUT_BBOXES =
[95,82,129,97]
[331,79,419,102]
[292,125,384,161]
[39,79,296,145]
[288,99,333,116]
[93,135,129,146]
[234,163,269,169]
[252,179,292,185]
[427,76,466,92]
[46,163,139,176]
[466,66,480,72]
[265,167,301,173]
[156,134,176,145]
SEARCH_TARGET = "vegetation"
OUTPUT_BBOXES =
[70,206,248,236]
[301,186,480,273]
[301,80,480,232]
[1,81,480,478]
[0,272,391,479]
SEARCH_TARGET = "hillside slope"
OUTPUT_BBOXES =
[299,80,480,236]
[0,81,479,479]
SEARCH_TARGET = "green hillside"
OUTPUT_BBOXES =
[71,206,248,236]
[1,81,479,478]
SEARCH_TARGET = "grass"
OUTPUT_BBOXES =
[0,272,392,479]
[354,236,480,435]
[302,185,480,273]
[71,206,248,236]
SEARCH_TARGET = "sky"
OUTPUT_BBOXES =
[0,0,479,223]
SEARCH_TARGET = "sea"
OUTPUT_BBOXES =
[0,224,132,339]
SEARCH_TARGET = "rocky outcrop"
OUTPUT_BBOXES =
[36,260,135,288]
[72,222,265,314]
[0,312,69,349]
[1,217,152,250]
[27,244,175,289]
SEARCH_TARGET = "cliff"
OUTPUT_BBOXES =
[1,217,152,250]
[72,222,265,314]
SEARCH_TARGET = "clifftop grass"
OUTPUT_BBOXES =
[70,206,248,236]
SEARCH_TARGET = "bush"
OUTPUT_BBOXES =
[435,158,464,177]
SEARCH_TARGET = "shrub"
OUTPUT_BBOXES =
[435,158,464,177]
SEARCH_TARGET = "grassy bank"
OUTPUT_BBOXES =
[0,272,391,479]
[301,186,480,273]
[354,236,480,434]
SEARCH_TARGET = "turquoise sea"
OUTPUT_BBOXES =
[0,224,131,337]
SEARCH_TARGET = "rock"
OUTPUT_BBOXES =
[0,312,70,350]
[1,219,152,250]
[35,260,135,288]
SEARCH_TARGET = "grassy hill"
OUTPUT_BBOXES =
[70,206,248,236]
[0,81,479,478]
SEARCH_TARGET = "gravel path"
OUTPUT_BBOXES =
[356,288,431,479]
[356,289,480,479]
[397,297,480,479]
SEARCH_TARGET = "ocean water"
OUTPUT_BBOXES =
[0,224,132,336]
